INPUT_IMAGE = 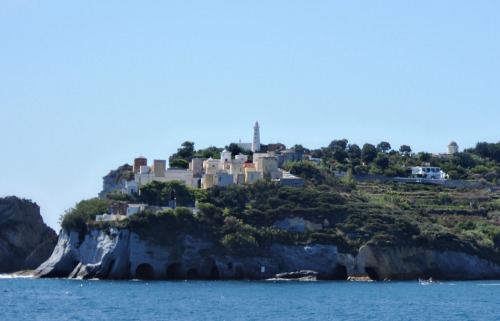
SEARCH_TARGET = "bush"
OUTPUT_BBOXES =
[437,193,452,205]
[221,232,259,256]
[61,198,108,240]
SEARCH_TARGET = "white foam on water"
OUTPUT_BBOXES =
[0,273,32,279]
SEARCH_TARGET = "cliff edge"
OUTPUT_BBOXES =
[0,196,58,272]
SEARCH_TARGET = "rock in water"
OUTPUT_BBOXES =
[0,196,57,272]
[272,270,318,281]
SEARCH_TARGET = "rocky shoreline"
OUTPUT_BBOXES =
[34,226,500,281]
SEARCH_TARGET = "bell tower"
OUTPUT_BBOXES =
[252,121,260,152]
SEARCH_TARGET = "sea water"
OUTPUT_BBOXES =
[0,276,499,320]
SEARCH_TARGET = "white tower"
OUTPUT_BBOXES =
[220,149,231,163]
[252,121,260,152]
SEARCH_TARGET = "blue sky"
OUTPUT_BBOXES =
[1,1,499,230]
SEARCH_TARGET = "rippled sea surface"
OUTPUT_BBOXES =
[1,276,499,320]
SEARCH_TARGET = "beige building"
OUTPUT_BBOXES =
[152,160,166,177]
[190,158,204,177]
[259,157,278,178]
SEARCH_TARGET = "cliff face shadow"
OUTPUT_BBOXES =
[135,263,155,280]
[365,266,379,281]
[166,263,184,280]
[187,268,199,279]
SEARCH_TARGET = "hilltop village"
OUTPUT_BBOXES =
[96,122,465,222]
[132,122,304,191]
[98,122,303,220]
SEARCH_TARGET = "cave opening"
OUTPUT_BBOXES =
[135,263,155,280]
[365,266,379,281]
[332,264,348,280]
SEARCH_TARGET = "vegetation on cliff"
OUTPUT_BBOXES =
[61,157,500,263]
[60,198,108,240]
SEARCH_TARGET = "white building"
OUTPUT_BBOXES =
[95,214,126,222]
[237,121,261,152]
[122,181,139,195]
[126,204,147,216]
[133,159,199,189]
[411,166,448,179]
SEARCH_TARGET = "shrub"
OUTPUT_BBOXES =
[221,232,259,256]
[61,198,108,241]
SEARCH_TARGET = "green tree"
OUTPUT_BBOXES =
[332,149,348,163]
[293,144,306,154]
[139,180,168,206]
[418,152,432,163]
[399,145,412,156]
[194,146,222,159]
[488,143,500,162]
[227,143,243,156]
[373,153,390,169]
[221,232,259,256]
[170,158,189,169]
[361,144,377,163]
[376,141,391,153]
[166,180,196,206]
[61,198,108,232]
[449,152,478,168]
[283,161,324,184]
[140,180,195,206]
[475,142,490,158]
[328,139,348,151]
[177,141,195,160]
[347,144,361,160]
[310,149,323,159]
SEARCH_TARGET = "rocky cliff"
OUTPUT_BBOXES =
[355,244,500,280]
[0,196,58,272]
[98,164,134,198]
[35,227,348,280]
[35,226,500,280]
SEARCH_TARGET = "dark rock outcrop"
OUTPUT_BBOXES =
[0,196,58,272]
[98,164,134,198]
